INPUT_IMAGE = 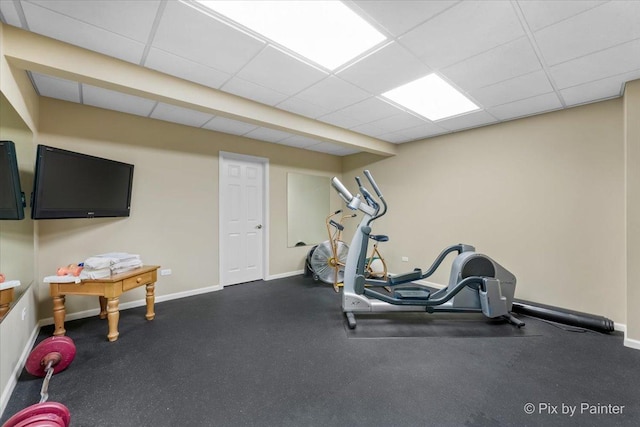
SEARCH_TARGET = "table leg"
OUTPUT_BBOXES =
[0,303,9,318]
[106,297,120,342]
[145,283,155,320]
[0,288,14,319]
[52,296,66,336]
[99,296,107,319]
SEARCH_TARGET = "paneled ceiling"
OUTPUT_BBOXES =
[1,0,639,156]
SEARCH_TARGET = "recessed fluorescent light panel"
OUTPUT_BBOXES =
[194,1,386,70]
[382,74,479,121]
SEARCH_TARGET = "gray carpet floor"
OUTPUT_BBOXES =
[2,276,639,426]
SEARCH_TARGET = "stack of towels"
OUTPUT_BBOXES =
[80,252,143,280]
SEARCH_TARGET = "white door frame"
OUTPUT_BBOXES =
[219,151,269,286]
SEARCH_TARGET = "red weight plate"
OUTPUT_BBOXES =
[25,337,76,377]
[12,413,65,427]
[1,402,70,427]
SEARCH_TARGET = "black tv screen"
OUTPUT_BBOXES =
[0,140,25,220]
[32,145,134,219]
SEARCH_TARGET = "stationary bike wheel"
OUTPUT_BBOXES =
[310,241,349,284]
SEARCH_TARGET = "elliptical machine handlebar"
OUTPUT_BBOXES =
[331,177,354,203]
[361,170,387,223]
[332,171,388,220]
[363,170,383,198]
[355,176,378,210]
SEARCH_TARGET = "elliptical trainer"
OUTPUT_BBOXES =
[331,170,524,330]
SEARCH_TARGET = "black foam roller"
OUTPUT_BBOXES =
[512,300,614,333]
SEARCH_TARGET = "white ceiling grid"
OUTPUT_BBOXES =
[0,0,639,156]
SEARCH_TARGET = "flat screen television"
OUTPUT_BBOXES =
[31,145,134,219]
[0,140,25,220]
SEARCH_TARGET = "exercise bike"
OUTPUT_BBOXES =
[331,170,524,329]
[306,210,356,291]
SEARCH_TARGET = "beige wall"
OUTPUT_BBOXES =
[35,98,342,318]
[0,94,38,415]
[624,80,640,343]
[344,99,626,323]
[0,93,35,293]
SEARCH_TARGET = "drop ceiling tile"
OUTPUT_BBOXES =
[150,102,213,127]
[83,84,156,117]
[145,48,230,89]
[334,97,403,124]
[28,0,160,42]
[399,1,524,69]
[561,70,640,106]
[469,70,553,108]
[278,135,322,149]
[487,92,562,121]
[294,76,370,112]
[436,110,498,131]
[318,110,366,129]
[549,38,640,89]
[22,2,145,63]
[394,122,449,140]
[350,122,387,138]
[275,97,332,119]
[235,46,327,96]
[368,112,429,134]
[517,0,607,32]
[0,1,22,26]
[31,72,80,103]
[244,127,293,143]
[443,37,542,92]
[352,0,460,36]
[152,1,265,74]
[202,116,257,135]
[338,42,431,94]
[534,1,640,66]
[377,133,413,143]
[221,77,289,106]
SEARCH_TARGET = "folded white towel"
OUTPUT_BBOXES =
[95,252,140,262]
[111,259,143,270]
[83,256,117,270]
[79,268,112,280]
[111,265,143,275]
[43,275,81,284]
[0,279,21,290]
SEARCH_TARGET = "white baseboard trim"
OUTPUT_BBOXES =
[615,322,627,333]
[39,284,224,327]
[0,324,40,418]
[36,273,302,326]
[35,270,305,326]
[266,270,303,281]
[624,336,640,350]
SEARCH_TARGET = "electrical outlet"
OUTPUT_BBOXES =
[160,269,172,276]
[402,256,409,262]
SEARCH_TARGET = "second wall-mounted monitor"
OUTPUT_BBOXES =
[31,145,134,219]
[0,140,25,220]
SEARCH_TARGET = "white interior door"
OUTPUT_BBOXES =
[220,152,267,286]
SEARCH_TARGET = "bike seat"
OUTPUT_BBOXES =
[329,219,344,231]
[369,234,388,242]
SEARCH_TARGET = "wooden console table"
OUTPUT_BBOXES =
[0,287,15,319]
[49,265,160,342]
